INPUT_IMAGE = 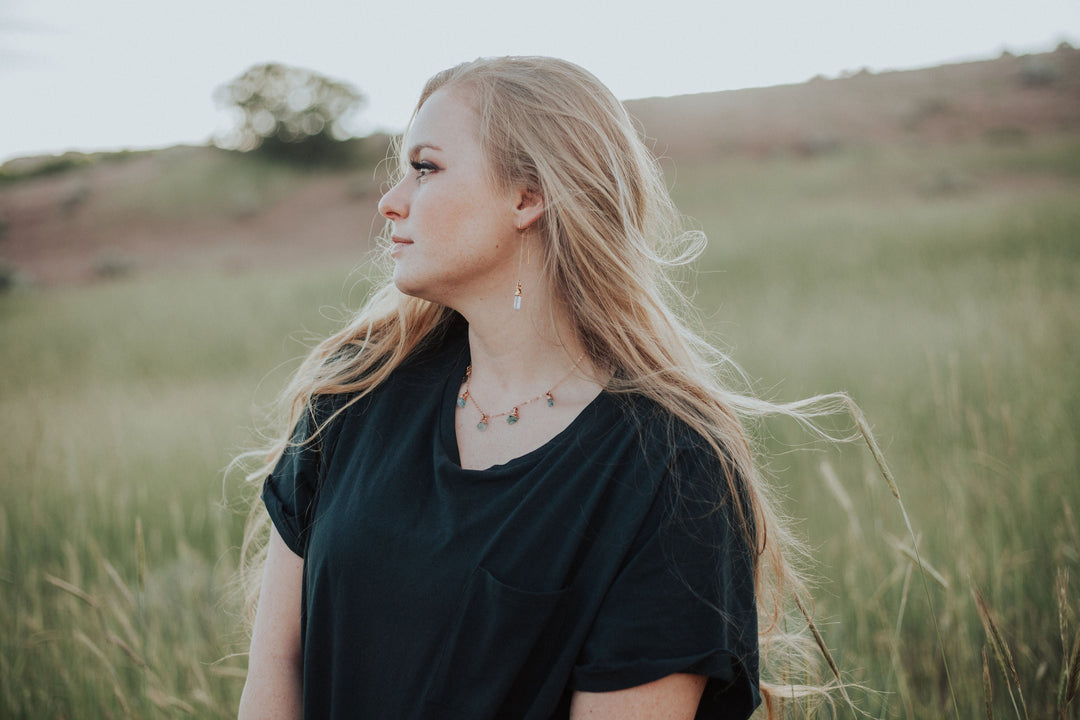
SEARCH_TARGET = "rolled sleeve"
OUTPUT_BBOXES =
[262,396,345,557]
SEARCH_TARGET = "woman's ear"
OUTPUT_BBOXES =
[514,187,545,230]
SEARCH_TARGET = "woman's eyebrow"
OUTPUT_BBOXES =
[407,142,442,160]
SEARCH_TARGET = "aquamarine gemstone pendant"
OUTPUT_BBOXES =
[507,408,520,425]
[546,392,555,407]
[476,420,488,431]
[456,395,467,409]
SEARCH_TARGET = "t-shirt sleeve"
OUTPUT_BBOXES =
[572,444,761,718]
[261,395,345,557]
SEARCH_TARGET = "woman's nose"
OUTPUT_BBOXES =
[378,179,408,220]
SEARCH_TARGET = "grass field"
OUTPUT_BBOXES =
[1,133,1078,718]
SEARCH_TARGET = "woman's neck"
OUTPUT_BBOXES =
[453,276,598,397]
[452,289,608,470]
[465,305,585,394]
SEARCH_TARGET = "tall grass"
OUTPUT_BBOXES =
[1,134,1077,717]
[675,135,1080,717]
[0,267,366,717]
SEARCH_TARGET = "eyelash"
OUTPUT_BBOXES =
[410,160,437,180]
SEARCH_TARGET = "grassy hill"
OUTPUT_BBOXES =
[1,46,1076,287]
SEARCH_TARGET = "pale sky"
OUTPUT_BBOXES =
[1,0,1077,163]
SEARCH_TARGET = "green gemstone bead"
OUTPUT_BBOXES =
[476,421,488,431]
[456,396,466,408]
[507,415,518,425]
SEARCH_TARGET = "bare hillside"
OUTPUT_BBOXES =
[1,47,1077,287]
[626,46,1079,156]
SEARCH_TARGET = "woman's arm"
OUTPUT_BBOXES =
[238,526,304,720]
[569,673,707,719]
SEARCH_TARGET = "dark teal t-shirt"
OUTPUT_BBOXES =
[263,322,760,719]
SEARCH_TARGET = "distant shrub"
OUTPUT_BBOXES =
[94,249,135,280]
[984,126,1028,145]
[904,97,950,131]
[0,259,31,293]
[0,260,16,293]
[840,67,873,79]
[59,183,91,217]
[1020,57,1059,86]
[0,153,94,184]
[795,131,843,156]
[920,169,974,196]
[214,63,366,167]
[918,97,949,117]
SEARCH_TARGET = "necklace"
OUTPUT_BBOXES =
[456,354,586,431]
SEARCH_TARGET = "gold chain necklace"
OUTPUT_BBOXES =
[456,355,585,431]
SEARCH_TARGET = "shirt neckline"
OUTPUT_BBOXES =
[437,347,612,475]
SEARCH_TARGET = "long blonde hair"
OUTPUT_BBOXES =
[241,55,847,714]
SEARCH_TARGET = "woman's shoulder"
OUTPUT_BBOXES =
[608,390,746,501]
[606,390,721,454]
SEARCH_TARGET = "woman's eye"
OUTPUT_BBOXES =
[410,161,437,180]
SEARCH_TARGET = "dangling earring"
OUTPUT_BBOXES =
[513,229,526,311]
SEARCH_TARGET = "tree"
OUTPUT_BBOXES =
[214,63,365,164]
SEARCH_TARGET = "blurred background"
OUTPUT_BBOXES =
[1,1,1078,717]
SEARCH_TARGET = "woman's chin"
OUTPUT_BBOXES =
[391,270,417,297]
[392,270,437,304]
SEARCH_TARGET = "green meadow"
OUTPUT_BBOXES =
[2,133,1078,718]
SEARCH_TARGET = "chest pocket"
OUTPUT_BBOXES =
[422,565,571,719]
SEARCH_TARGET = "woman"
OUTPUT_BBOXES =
[239,56,830,719]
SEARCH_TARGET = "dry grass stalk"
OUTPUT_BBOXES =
[999,402,1016,457]
[148,685,198,714]
[102,559,135,609]
[1063,501,1080,553]
[792,593,858,715]
[1065,634,1080,711]
[973,585,1030,720]
[888,563,915,719]
[819,459,862,538]
[843,398,899,500]
[1058,569,1069,653]
[843,396,961,720]
[894,563,913,637]
[46,570,156,709]
[135,516,148,592]
[44,573,98,609]
[106,631,147,668]
[1059,568,1071,710]
[189,659,220,713]
[793,593,841,682]
[107,600,142,653]
[208,665,250,680]
[886,534,949,589]
[983,647,994,720]
[73,629,132,715]
[1060,568,1080,716]
[208,652,250,679]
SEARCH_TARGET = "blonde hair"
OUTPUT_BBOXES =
[241,55,848,714]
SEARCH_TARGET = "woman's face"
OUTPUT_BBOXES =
[378,87,523,310]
